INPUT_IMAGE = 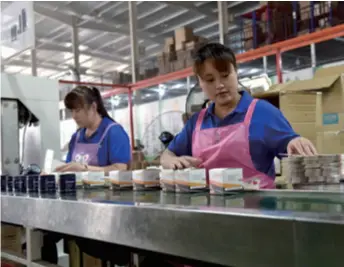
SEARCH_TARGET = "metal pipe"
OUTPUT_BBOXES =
[128,88,135,151]
[276,49,283,83]
[292,1,298,37]
[252,11,257,49]
[263,56,268,74]
[71,16,80,81]
[310,1,315,33]
[31,49,37,76]
[128,1,139,83]
[58,80,129,88]
[310,43,316,74]
[217,1,228,45]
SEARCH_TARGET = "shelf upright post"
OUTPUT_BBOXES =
[292,1,298,37]
[186,76,191,94]
[328,1,333,26]
[310,1,315,33]
[31,48,37,76]
[310,43,316,75]
[267,3,271,44]
[263,56,268,74]
[71,16,80,81]
[276,49,283,83]
[128,1,138,151]
[128,87,135,150]
[252,11,257,49]
[218,1,228,45]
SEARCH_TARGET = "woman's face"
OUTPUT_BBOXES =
[71,103,97,128]
[198,59,238,106]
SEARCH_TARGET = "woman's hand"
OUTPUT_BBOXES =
[55,162,86,173]
[287,137,317,156]
[162,156,202,170]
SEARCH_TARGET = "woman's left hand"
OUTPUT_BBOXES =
[287,137,317,156]
[55,162,86,173]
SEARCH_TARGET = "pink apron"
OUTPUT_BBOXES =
[192,99,275,189]
[71,123,117,165]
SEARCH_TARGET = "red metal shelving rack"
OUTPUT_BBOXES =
[59,23,344,149]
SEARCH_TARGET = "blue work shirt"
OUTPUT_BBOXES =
[66,117,131,166]
[168,91,299,177]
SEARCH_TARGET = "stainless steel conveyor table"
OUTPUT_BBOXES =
[1,189,344,267]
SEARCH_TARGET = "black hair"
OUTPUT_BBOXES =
[64,86,113,120]
[193,43,237,76]
[201,99,210,109]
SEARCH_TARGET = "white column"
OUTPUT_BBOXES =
[71,17,80,81]
[310,43,316,75]
[263,56,268,74]
[217,1,228,45]
[128,1,139,83]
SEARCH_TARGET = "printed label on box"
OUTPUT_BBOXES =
[323,113,339,125]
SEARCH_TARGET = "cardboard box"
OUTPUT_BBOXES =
[290,66,344,115]
[254,65,344,153]
[175,27,194,51]
[253,83,322,149]
[163,37,175,53]
[132,151,144,162]
[317,131,344,154]
[1,224,22,254]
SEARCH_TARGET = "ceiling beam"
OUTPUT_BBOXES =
[35,2,164,45]
[34,4,74,25]
[162,1,217,20]
[8,60,68,72]
[37,42,129,64]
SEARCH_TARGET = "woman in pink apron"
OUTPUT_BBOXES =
[55,86,131,173]
[161,43,316,189]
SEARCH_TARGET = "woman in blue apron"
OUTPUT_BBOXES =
[56,86,131,173]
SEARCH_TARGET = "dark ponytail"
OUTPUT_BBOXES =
[64,85,115,122]
[91,87,114,120]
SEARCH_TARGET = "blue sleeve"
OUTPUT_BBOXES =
[107,125,131,164]
[257,100,299,158]
[65,133,77,163]
[167,113,197,156]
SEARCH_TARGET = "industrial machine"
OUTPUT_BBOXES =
[1,73,61,175]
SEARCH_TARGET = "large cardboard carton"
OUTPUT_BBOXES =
[253,82,322,149]
[163,37,175,54]
[174,27,194,51]
[1,224,23,254]
[254,65,344,153]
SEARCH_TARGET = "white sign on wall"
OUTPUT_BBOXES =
[1,1,35,54]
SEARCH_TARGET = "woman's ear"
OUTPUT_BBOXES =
[91,102,98,112]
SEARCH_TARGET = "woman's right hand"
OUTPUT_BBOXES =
[162,156,202,170]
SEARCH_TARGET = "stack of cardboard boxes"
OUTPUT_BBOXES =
[253,65,344,154]
[157,27,207,75]
[1,224,24,267]
[298,1,342,35]
[131,150,146,170]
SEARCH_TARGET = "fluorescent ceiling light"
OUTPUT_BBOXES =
[116,64,129,71]
[80,55,91,62]
[63,52,73,60]
[63,42,89,51]
[81,61,93,68]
